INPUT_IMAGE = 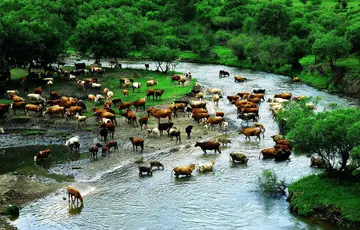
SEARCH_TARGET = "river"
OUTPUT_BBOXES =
[12,61,360,229]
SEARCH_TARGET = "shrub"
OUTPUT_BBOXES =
[257,169,286,197]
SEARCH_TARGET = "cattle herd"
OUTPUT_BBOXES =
[0,65,321,205]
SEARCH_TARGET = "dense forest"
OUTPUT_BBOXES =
[0,0,359,92]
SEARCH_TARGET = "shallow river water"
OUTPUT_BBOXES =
[12,61,360,229]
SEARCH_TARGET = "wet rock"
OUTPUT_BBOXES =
[169,148,179,153]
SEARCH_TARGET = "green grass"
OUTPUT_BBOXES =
[299,71,331,89]
[213,46,239,66]
[179,51,200,60]
[10,68,28,81]
[289,174,360,227]
[0,99,12,104]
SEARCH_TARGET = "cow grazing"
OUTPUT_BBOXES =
[155,89,164,100]
[34,149,52,161]
[67,186,83,204]
[117,102,133,112]
[146,89,155,100]
[185,125,193,139]
[192,112,210,123]
[133,98,146,111]
[194,142,221,154]
[130,137,144,153]
[172,163,196,178]
[171,75,181,84]
[229,153,248,164]
[239,128,262,141]
[150,161,164,170]
[44,106,65,118]
[139,166,152,176]
[102,146,110,157]
[198,160,215,172]
[146,80,158,88]
[168,127,181,143]
[227,95,239,103]
[215,111,225,117]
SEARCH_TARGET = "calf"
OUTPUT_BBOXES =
[150,161,164,170]
[138,115,149,131]
[129,137,144,153]
[139,166,152,176]
[194,142,221,154]
[198,160,215,172]
[147,127,161,138]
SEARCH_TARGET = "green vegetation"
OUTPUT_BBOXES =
[257,169,286,197]
[288,174,360,227]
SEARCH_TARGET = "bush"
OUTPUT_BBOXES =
[1,205,20,218]
[257,169,286,197]
[285,0,293,7]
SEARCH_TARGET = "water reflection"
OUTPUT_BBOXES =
[68,202,84,216]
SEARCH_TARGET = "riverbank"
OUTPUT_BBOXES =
[287,174,360,228]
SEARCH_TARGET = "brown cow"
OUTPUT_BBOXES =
[117,102,133,112]
[129,137,144,153]
[146,80,158,88]
[34,149,52,161]
[139,166,152,176]
[259,148,278,159]
[206,116,224,129]
[192,108,207,114]
[147,107,172,123]
[150,161,164,170]
[25,104,43,116]
[67,186,83,204]
[234,76,247,82]
[155,89,164,100]
[274,93,292,100]
[172,164,196,178]
[133,98,146,111]
[146,89,155,100]
[124,109,138,125]
[11,102,26,115]
[239,127,262,140]
[171,75,181,84]
[227,95,239,103]
[44,106,65,118]
[50,91,60,99]
[122,90,129,96]
[248,93,265,101]
[138,115,149,131]
[69,106,83,115]
[215,111,224,117]
[310,157,325,168]
[112,98,122,105]
[34,87,42,95]
[194,142,221,154]
[293,77,302,84]
[191,112,210,123]
[106,141,118,152]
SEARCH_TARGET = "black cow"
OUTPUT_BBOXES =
[158,122,174,135]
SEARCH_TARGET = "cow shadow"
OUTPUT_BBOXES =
[68,202,84,216]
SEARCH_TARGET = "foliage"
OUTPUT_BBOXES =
[70,9,132,61]
[257,169,286,197]
[345,23,360,52]
[146,45,180,73]
[288,174,360,226]
[312,33,351,71]
[286,108,360,176]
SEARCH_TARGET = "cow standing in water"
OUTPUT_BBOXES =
[67,186,83,204]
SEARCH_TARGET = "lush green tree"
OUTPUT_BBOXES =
[256,3,291,38]
[287,19,311,39]
[0,4,68,75]
[287,108,360,177]
[227,34,250,60]
[259,36,288,69]
[300,0,308,5]
[147,45,179,73]
[286,36,311,69]
[257,170,286,197]
[70,9,131,63]
[345,23,360,52]
[312,33,351,71]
